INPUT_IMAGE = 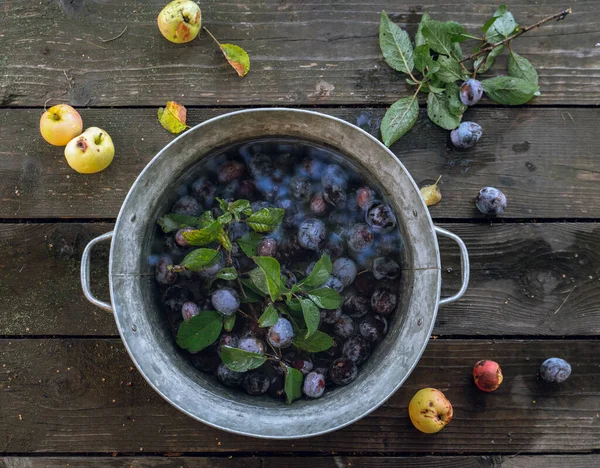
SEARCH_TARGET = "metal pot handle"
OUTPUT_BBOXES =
[81,231,114,313]
[434,226,470,306]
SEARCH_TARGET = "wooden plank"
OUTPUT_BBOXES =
[3,455,600,468]
[0,339,598,454]
[0,1,597,106]
[2,222,600,337]
[2,107,599,220]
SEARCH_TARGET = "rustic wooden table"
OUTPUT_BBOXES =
[1,1,599,467]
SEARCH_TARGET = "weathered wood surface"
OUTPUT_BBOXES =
[1,339,598,453]
[2,107,598,220]
[3,455,600,468]
[1,0,598,107]
[2,222,599,337]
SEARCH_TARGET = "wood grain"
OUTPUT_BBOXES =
[2,107,599,220]
[2,222,599,337]
[3,455,600,468]
[0,339,598,454]
[0,1,597,107]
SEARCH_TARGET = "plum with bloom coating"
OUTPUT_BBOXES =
[460,79,484,106]
[366,203,396,233]
[211,288,240,316]
[217,363,244,387]
[347,223,374,252]
[181,301,200,320]
[540,357,571,383]
[476,187,507,215]
[298,218,327,250]
[303,371,326,398]
[268,317,295,348]
[451,122,482,149]
[332,257,358,288]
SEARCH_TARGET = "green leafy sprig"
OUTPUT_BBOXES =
[379,6,572,147]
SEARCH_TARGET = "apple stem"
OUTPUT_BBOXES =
[94,133,103,145]
[203,27,221,47]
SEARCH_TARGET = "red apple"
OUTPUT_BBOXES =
[40,104,83,146]
[473,360,503,392]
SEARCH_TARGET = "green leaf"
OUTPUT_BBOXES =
[445,82,467,117]
[229,199,252,215]
[157,101,187,135]
[474,44,505,73]
[426,84,446,93]
[286,297,303,312]
[427,91,462,130]
[381,94,419,147]
[482,5,507,33]
[217,197,229,212]
[486,10,517,43]
[307,288,342,310]
[379,11,414,74]
[258,304,279,328]
[183,221,222,246]
[219,43,251,78]
[299,298,320,338]
[452,42,463,61]
[415,12,430,47]
[218,228,233,252]
[246,208,285,233]
[220,346,266,372]
[157,212,213,233]
[217,212,233,224]
[180,248,220,272]
[421,19,465,58]
[216,267,238,281]
[239,278,264,302]
[481,76,539,105]
[292,330,334,353]
[237,231,264,258]
[176,311,223,352]
[508,50,538,85]
[252,256,282,301]
[413,45,439,75]
[434,55,462,83]
[302,253,332,288]
[283,364,303,405]
[248,269,270,297]
[223,313,236,332]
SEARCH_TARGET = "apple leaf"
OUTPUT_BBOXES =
[204,27,250,78]
[157,101,187,134]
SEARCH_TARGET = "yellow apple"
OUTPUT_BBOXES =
[408,388,453,434]
[157,0,202,44]
[40,104,83,146]
[64,127,114,174]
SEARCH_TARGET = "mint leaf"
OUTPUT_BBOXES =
[415,12,429,47]
[427,91,461,130]
[421,19,465,58]
[157,212,214,233]
[237,231,264,258]
[252,256,282,301]
[180,248,220,272]
[223,313,236,332]
[182,221,222,246]
[258,304,279,328]
[220,346,266,372]
[292,330,334,353]
[445,82,467,117]
[246,208,284,233]
[379,10,414,74]
[381,94,419,147]
[176,311,223,352]
[283,364,303,405]
[481,76,539,105]
[307,288,342,310]
[508,50,538,85]
[414,45,439,75]
[434,55,462,83]
[299,298,320,338]
[216,267,238,280]
[302,253,332,288]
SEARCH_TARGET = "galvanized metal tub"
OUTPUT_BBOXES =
[81,108,469,439]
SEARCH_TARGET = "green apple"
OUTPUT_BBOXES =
[157,0,202,44]
[408,388,453,434]
[64,127,115,174]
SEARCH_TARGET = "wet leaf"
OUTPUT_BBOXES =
[414,45,439,75]
[445,82,467,117]
[292,330,334,353]
[381,94,419,147]
[307,288,342,310]
[180,248,220,271]
[434,55,462,83]
[482,76,539,105]
[237,231,264,258]
[379,10,414,74]
[252,256,282,302]
[427,91,462,130]
[283,364,303,405]
[182,221,222,246]
[420,176,442,207]
[299,297,320,338]
[258,304,279,328]
[176,311,222,352]
[221,346,266,372]
[301,253,332,288]
[216,267,238,280]
[246,208,284,232]
[415,12,430,47]
[157,101,187,134]
[421,19,465,58]
[508,50,538,85]
[223,313,236,332]
[486,10,518,43]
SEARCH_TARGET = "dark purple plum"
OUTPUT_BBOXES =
[329,358,357,385]
[155,254,177,285]
[372,257,400,280]
[320,306,342,324]
[256,237,278,257]
[171,195,202,216]
[342,335,371,365]
[243,371,270,395]
[359,314,388,342]
[343,293,370,318]
[218,160,246,183]
[333,314,356,339]
[248,153,274,178]
[332,257,357,288]
[298,218,327,251]
[289,176,313,203]
[371,288,397,316]
[366,203,396,233]
[347,223,374,252]
[217,363,244,387]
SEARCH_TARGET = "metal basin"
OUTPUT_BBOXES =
[81,108,469,439]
